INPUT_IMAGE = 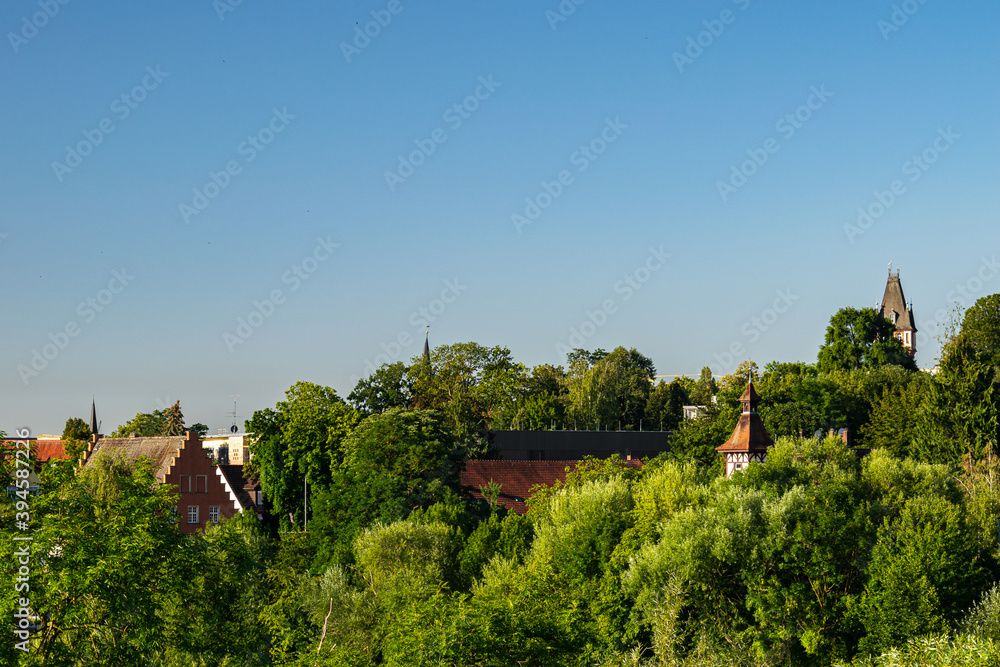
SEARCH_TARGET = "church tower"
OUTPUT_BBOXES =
[716,380,774,478]
[878,266,916,356]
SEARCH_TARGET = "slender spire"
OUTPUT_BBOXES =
[423,329,431,364]
[90,397,98,436]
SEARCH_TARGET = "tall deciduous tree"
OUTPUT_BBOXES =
[961,293,1000,368]
[245,381,360,530]
[20,451,191,665]
[567,346,655,431]
[309,408,467,569]
[410,342,527,441]
[854,495,988,656]
[645,378,689,431]
[817,307,917,373]
[110,409,167,437]
[915,335,999,466]
[348,361,414,415]
[61,417,91,442]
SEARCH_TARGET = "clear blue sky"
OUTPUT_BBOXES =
[3,0,998,435]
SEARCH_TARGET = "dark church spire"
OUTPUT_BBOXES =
[422,330,431,365]
[90,398,99,436]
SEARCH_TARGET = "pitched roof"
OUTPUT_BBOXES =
[460,459,643,514]
[717,381,774,454]
[83,436,188,483]
[35,440,70,463]
[879,272,915,331]
[716,413,775,453]
[218,464,255,511]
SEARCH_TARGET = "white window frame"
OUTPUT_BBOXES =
[196,475,208,494]
[179,475,191,493]
[209,506,220,523]
[187,505,200,524]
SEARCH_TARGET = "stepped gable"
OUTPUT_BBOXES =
[83,435,187,483]
[218,464,255,511]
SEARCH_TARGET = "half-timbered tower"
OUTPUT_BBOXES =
[716,380,774,478]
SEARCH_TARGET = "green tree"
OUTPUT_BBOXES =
[348,361,414,415]
[817,307,918,373]
[157,511,274,666]
[567,346,655,431]
[411,342,528,442]
[61,417,91,441]
[110,409,167,437]
[109,405,205,438]
[854,495,988,656]
[859,376,929,457]
[162,401,185,436]
[566,348,609,366]
[960,293,1000,367]
[689,366,718,406]
[245,381,360,531]
[505,363,569,430]
[186,422,209,437]
[13,451,191,665]
[914,335,999,466]
[309,408,467,569]
[645,378,689,431]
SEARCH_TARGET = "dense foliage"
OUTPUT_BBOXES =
[4,294,1000,665]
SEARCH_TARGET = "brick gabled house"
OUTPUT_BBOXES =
[82,432,259,533]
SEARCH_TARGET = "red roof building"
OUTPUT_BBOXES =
[461,459,643,514]
[82,432,261,533]
[716,381,774,478]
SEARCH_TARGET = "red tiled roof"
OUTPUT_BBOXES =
[35,441,70,462]
[461,459,643,515]
[0,440,71,464]
[716,413,774,453]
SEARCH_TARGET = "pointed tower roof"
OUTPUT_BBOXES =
[90,398,99,436]
[879,268,915,331]
[716,380,774,454]
[423,330,431,364]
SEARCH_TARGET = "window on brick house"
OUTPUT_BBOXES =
[209,506,220,523]
[179,475,191,492]
[196,475,207,493]
[188,505,199,524]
